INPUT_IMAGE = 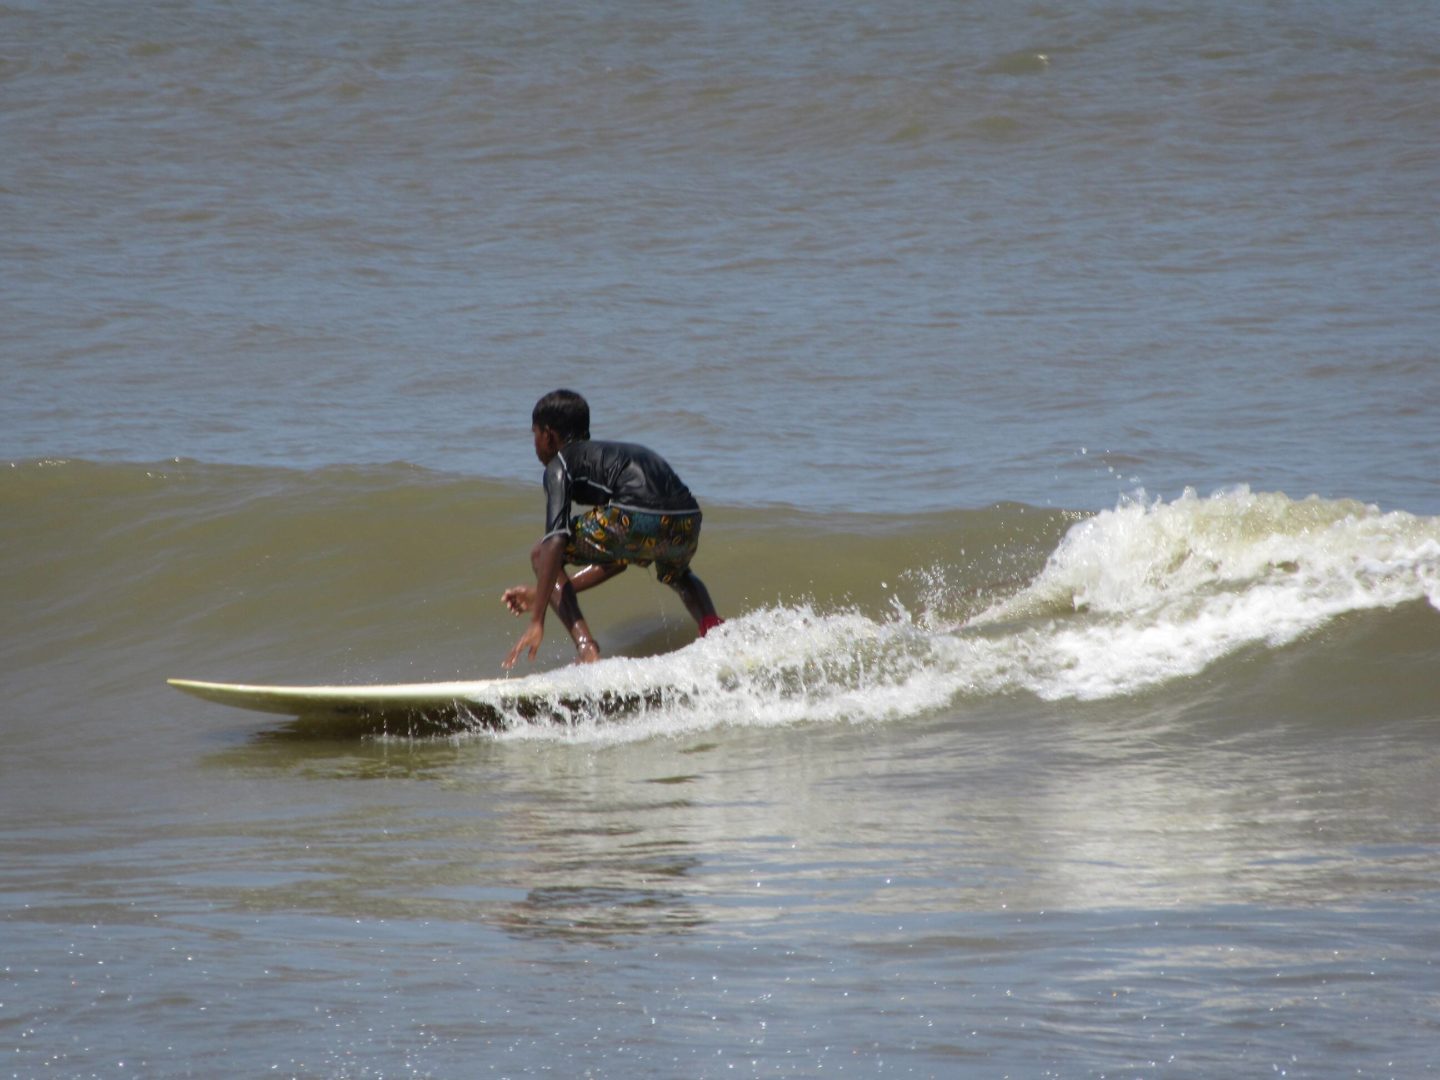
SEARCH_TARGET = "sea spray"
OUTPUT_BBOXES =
[483,603,957,743]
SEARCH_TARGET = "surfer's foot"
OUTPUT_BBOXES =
[575,637,601,664]
[698,614,724,637]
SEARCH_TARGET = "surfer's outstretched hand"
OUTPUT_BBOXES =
[501,585,535,615]
[503,621,543,669]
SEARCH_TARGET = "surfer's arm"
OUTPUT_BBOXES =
[530,535,567,620]
[503,535,566,668]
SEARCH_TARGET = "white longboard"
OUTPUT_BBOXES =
[167,675,665,733]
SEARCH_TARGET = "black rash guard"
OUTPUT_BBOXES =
[541,439,700,540]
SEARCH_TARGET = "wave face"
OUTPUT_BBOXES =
[7,460,1438,741]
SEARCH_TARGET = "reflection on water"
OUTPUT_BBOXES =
[197,735,721,938]
[185,685,1440,944]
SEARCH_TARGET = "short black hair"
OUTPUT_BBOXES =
[532,389,590,442]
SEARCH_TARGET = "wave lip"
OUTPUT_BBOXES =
[968,487,1440,701]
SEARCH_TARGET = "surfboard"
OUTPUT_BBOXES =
[167,675,666,733]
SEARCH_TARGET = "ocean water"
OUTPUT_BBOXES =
[3,1,1439,1077]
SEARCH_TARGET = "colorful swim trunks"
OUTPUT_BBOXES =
[566,505,701,585]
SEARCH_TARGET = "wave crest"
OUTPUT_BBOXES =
[968,487,1440,700]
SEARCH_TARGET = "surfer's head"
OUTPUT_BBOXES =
[532,389,590,444]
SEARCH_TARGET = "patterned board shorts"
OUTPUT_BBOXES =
[566,505,701,585]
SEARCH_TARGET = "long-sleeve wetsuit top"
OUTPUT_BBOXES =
[541,439,700,540]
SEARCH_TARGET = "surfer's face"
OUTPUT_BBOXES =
[532,424,563,465]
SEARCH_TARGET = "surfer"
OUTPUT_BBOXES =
[502,389,723,668]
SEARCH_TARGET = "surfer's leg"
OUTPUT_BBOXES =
[566,562,628,594]
[552,565,625,662]
[545,569,601,663]
[667,570,722,634]
[652,516,721,636]
[551,512,634,664]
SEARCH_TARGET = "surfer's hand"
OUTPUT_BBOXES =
[503,621,544,669]
[502,585,535,615]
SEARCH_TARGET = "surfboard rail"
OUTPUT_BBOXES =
[167,676,667,734]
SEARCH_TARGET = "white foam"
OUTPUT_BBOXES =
[968,487,1440,701]
[484,489,1440,740]
[485,602,957,744]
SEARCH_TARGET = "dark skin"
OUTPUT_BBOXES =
[501,425,719,669]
